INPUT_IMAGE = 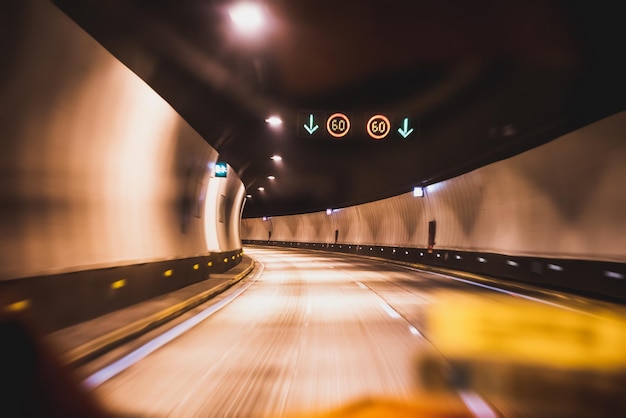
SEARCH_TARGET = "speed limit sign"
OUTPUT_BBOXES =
[326,113,351,138]
[366,114,391,140]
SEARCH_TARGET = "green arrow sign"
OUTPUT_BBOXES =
[398,118,414,139]
[304,114,319,135]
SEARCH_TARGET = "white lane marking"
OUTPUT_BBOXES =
[427,271,588,315]
[83,264,263,390]
[353,277,404,319]
[408,325,422,337]
[459,391,498,418]
[379,301,401,319]
[355,278,423,336]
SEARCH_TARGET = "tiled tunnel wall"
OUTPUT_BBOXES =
[0,0,245,330]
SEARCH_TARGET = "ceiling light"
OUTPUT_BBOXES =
[270,155,282,161]
[258,187,265,191]
[229,3,266,36]
[265,116,282,126]
[246,194,252,198]
[267,175,275,180]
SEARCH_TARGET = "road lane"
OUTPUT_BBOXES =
[93,248,434,417]
[90,247,626,417]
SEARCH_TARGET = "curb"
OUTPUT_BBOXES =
[63,260,256,367]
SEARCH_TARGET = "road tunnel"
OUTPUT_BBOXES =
[1,0,625,416]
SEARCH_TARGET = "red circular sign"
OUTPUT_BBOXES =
[366,114,391,140]
[326,113,351,138]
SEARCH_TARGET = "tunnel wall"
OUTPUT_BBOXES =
[0,0,244,330]
[242,111,626,300]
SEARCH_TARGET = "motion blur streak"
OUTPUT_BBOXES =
[92,248,436,416]
[88,247,626,417]
[458,391,497,418]
[83,264,262,390]
[427,271,582,314]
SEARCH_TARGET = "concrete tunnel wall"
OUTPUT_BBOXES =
[0,0,245,329]
[242,112,626,299]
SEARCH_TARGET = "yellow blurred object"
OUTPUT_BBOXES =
[428,293,626,369]
[291,396,472,418]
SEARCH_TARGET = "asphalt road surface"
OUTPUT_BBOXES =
[88,247,626,417]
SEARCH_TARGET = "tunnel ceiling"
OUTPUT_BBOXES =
[52,0,625,218]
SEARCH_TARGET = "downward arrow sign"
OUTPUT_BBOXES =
[304,114,319,135]
[397,118,414,139]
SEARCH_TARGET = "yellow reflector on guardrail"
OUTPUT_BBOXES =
[111,279,126,290]
[5,299,30,312]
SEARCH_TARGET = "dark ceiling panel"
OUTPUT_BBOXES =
[52,0,626,218]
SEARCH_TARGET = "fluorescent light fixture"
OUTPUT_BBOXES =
[270,155,282,161]
[229,3,266,36]
[413,187,424,197]
[267,175,275,180]
[265,116,282,126]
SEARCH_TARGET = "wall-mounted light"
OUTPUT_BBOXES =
[426,182,442,193]
[326,208,332,215]
[413,187,424,197]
